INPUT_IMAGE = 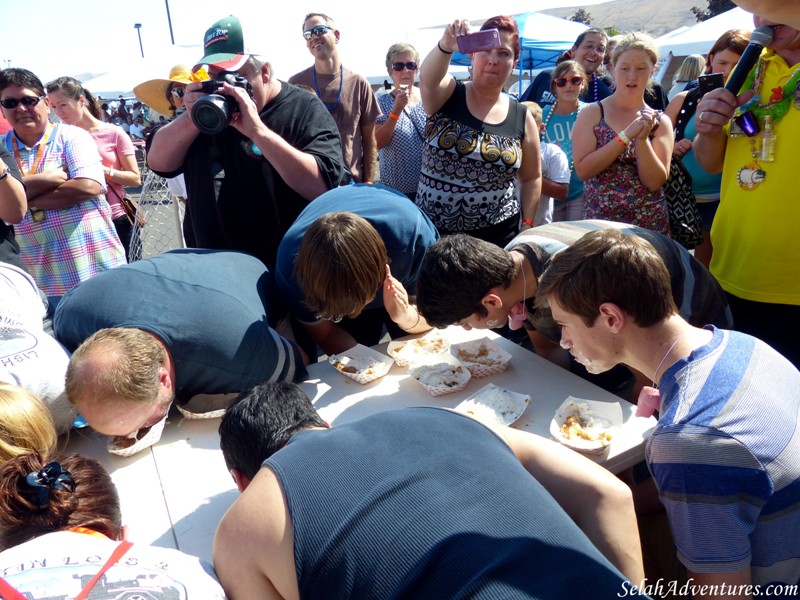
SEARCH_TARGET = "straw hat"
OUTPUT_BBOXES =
[133,64,195,116]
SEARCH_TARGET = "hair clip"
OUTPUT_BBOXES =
[24,462,76,509]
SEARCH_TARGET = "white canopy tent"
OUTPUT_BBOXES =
[656,7,755,57]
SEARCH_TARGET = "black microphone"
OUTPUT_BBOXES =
[725,25,773,94]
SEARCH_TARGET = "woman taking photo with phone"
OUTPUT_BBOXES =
[664,29,750,266]
[572,32,673,233]
[417,16,541,247]
[375,43,427,200]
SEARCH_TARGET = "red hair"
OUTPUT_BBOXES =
[482,16,520,61]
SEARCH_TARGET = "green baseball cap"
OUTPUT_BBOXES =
[196,15,248,71]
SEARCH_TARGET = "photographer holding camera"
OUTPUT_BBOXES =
[147,15,345,268]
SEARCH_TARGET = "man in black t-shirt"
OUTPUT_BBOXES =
[147,15,345,268]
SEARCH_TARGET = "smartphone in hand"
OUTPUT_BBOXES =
[697,73,724,97]
[457,29,501,54]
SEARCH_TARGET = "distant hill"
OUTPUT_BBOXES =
[541,0,702,38]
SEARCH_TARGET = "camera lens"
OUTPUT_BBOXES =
[191,94,232,135]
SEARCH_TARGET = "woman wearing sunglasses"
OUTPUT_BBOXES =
[540,60,588,222]
[0,68,125,300]
[46,77,141,261]
[375,43,427,201]
[418,15,541,247]
[572,32,673,233]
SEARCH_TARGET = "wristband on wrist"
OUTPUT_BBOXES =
[437,41,454,55]
[521,218,534,227]
[0,166,9,181]
[388,112,400,121]
[401,307,421,332]
[617,131,631,146]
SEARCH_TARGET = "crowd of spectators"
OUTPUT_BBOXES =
[0,2,798,598]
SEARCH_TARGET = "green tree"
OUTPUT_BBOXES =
[570,9,593,25]
[691,0,736,22]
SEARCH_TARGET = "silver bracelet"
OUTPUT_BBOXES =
[401,307,421,332]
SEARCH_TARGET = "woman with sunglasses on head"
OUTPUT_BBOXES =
[46,77,141,261]
[0,69,125,301]
[134,65,195,236]
[375,43,427,201]
[664,29,750,267]
[572,32,673,233]
[418,16,541,247]
[540,60,588,222]
[0,452,226,598]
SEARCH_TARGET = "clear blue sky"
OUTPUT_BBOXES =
[0,0,615,93]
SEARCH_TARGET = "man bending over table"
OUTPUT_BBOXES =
[54,249,307,445]
[275,184,438,356]
[215,381,646,599]
[536,229,800,596]
[416,220,732,396]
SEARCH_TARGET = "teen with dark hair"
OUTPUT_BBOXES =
[416,221,731,394]
[0,452,225,597]
[215,381,646,598]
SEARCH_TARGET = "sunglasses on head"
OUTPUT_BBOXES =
[0,95,45,109]
[392,61,418,72]
[170,86,185,98]
[303,25,333,40]
[555,76,584,88]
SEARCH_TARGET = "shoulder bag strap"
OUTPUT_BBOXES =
[74,540,134,600]
[0,577,29,600]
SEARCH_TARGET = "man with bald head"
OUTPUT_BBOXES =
[54,249,307,440]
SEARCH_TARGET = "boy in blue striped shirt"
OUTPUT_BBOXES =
[537,228,800,597]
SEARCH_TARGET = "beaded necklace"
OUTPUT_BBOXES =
[540,99,582,171]
[739,57,800,124]
[312,64,344,111]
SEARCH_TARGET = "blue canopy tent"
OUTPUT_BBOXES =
[450,12,589,93]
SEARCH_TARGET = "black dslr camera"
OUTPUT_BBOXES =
[190,72,254,135]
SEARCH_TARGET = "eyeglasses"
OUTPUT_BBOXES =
[303,25,333,41]
[392,61,418,72]
[555,77,584,88]
[171,86,185,98]
[0,95,45,109]
[316,313,344,323]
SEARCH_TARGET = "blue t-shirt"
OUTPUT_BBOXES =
[650,327,800,589]
[275,184,439,324]
[54,249,306,403]
[267,407,633,598]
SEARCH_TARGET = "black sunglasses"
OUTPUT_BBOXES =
[555,76,584,88]
[303,25,332,40]
[392,61,418,72]
[0,95,45,109]
[171,86,186,98]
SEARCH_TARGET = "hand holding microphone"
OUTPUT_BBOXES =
[695,25,773,135]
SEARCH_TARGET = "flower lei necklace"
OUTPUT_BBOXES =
[739,57,800,124]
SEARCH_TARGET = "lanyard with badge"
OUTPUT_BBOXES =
[11,123,54,222]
